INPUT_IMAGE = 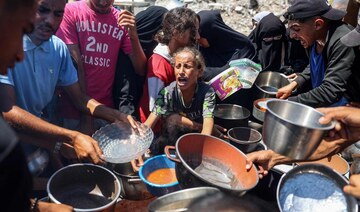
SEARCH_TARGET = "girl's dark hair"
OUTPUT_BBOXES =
[154,7,198,45]
[171,47,205,71]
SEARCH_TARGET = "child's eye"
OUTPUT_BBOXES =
[184,64,193,69]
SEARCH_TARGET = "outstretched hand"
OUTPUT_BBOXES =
[246,150,290,179]
[276,82,296,99]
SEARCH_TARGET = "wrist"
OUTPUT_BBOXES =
[68,130,81,146]
[290,81,298,90]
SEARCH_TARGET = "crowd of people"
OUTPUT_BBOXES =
[1,0,360,210]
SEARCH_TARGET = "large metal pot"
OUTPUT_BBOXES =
[214,104,250,129]
[47,163,121,212]
[263,99,335,160]
[165,133,258,196]
[148,187,220,212]
[254,71,290,99]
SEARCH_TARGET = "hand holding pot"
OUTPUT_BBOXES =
[318,106,360,142]
[246,150,290,179]
[344,174,360,199]
[70,132,104,164]
[131,155,144,172]
[212,124,228,139]
[276,81,297,99]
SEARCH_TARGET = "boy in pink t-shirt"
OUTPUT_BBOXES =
[56,0,146,129]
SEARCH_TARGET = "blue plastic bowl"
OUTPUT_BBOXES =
[139,155,181,196]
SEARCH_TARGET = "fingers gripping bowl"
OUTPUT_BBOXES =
[92,122,154,163]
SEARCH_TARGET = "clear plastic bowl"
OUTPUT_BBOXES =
[92,122,154,163]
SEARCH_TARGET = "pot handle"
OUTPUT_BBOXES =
[164,146,181,163]
[116,197,122,204]
[127,178,143,183]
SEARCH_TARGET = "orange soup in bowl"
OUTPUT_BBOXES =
[147,168,177,185]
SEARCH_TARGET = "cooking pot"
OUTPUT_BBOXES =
[165,133,258,196]
[254,71,290,99]
[147,187,220,212]
[297,154,350,178]
[277,164,357,212]
[112,165,153,201]
[227,127,262,153]
[252,98,273,122]
[214,104,250,129]
[47,163,121,212]
[263,99,336,160]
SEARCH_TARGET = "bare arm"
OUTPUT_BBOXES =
[63,82,138,128]
[201,117,214,135]
[118,10,146,76]
[0,83,103,164]
[144,112,160,129]
[246,106,360,178]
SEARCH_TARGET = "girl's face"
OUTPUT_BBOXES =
[174,51,202,91]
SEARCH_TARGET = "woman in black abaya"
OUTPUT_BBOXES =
[197,10,256,81]
[248,13,288,72]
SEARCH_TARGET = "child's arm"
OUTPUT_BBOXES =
[144,113,160,129]
[201,117,214,135]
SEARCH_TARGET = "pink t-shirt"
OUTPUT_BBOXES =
[56,1,132,107]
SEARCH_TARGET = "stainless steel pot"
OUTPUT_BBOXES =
[47,163,121,212]
[263,100,335,160]
[148,187,220,212]
[252,98,274,122]
[254,71,290,99]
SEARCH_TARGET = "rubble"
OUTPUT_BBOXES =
[154,0,289,35]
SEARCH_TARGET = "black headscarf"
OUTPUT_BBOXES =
[136,6,168,59]
[248,13,287,72]
[198,10,256,68]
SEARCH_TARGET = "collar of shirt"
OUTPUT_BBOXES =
[23,34,51,53]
